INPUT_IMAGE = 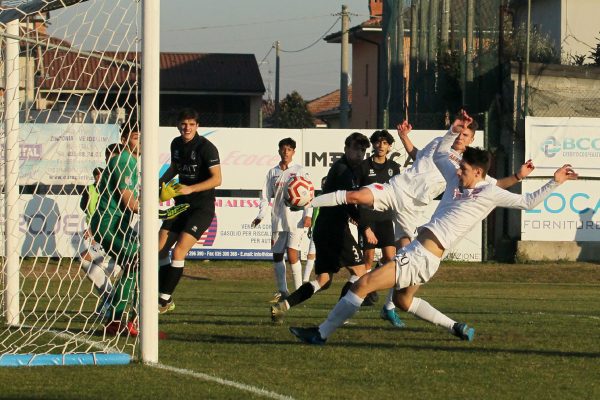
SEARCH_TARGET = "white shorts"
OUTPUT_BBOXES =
[271,230,305,253]
[366,182,428,241]
[394,240,441,289]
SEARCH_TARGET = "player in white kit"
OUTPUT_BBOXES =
[289,111,577,344]
[252,137,312,302]
[376,119,534,326]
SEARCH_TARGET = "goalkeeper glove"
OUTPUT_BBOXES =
[159,180,183,202]
[158,203,190,220]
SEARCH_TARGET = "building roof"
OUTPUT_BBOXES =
[38,48,265,94]
[324,16,382,43]
[307,86,352,117]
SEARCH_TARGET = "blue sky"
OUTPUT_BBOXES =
[50,0,371,101]
[161,1,370,100]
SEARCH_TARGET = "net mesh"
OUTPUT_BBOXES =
[0,0,142,361]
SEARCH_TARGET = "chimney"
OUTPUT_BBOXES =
[369,0,383,17]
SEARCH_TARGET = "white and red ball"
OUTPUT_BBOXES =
[285,175,315,208]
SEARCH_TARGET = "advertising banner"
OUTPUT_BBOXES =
[157,126,485,261]
[525,117,600,178]
[0,123,120,185]
[0,127,485,260]
[521,179,600,241]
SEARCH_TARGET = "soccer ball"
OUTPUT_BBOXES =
[285,176,315,208]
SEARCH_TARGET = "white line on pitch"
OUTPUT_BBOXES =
[25,325,294,399]
[151,363,295,400]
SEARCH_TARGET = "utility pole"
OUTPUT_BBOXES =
[524,0,531,117]
[464,0,474,106]
[274,41,280,125]
[340,5,350,128]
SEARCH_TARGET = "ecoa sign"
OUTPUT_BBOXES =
[526,117,600,178]
[521,180,600,241]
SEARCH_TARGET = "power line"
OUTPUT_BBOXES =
[163,14,331,33]
[258,45,274,65]
[280,17,341,53]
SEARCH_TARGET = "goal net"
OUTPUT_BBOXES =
[0,0,145,366]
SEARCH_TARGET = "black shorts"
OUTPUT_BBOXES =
[313,224,363,275]
[160,206,215,240]
[361,220,396,250]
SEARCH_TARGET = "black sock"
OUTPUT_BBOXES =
[160,265,183,298]
[339,281,353,299]
[286,282,316,308]
[158,264,170,294]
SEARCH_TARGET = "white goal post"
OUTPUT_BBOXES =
[0,0,159,366]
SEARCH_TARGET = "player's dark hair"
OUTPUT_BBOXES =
[177,108,200,124]
[278,137,296,149]
[93,167,104,176]
[462,146,490,176]
[370,129,394,145]
[105,143,124,162]
[120,120,140,138]
[345,132,370,150]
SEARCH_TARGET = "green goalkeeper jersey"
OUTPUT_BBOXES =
[94,149,138,225]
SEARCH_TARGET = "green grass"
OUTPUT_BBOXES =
[1,260,600,399]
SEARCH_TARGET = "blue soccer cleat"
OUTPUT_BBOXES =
[452,322,475,341]
[380,307,406,328]
[289,326,327,345]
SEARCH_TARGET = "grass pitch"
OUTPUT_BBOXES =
[1,260,599,399]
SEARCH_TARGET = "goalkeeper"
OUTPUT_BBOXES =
[157,108,222,314]
[90,123,188,336]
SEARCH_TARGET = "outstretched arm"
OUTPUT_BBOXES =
[396,121,418,160]
[496,164,578,210]
[434,110,474,182]
[496,159,535,189]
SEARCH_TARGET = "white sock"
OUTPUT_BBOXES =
[103,258,122,277]
[309,280,321,292]
[310,190,347,208]
[274,260,288,293]
[407,297,455,330]
[303,259,314,282]
[384,288,395,310]
[291,261,302,290]
[81,259,112,294]
[319,291,363,339]
[348,274,359,283]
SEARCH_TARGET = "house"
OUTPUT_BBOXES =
[512,0,599,62]
[324,0,383,129]
[4,21,265,127]
[306,86,353,128]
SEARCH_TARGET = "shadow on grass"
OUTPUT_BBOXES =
[164,332,600,359]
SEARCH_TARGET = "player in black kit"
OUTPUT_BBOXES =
[357,130,402,315]
[158,108,222,313]
[271,132,370,323]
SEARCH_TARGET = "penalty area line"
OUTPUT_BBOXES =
[152,363,295,400]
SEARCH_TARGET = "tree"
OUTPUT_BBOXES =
[272,91,315,128]
[588,32,600,66]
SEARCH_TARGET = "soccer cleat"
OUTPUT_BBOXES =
[125,320,139,337]
[362,291,379,306]
[452,322,475,341]
[270,302,288,324]
[158,299,176,314]
[380,307,406,328]
[268,291,289,304]
[289,327,326,345]
[104,321,122,336]
[105,319,139,337]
